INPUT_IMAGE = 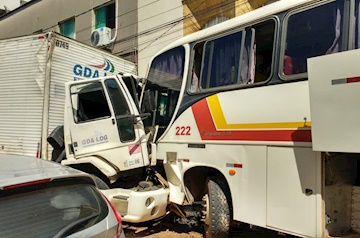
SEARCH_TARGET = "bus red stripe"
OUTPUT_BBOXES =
[347,77,360,83]
[192,98,217,131]
[191,98,312,142]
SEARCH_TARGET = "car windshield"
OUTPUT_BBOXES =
[0,180,108,238]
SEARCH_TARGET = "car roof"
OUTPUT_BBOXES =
[0,154,92,189]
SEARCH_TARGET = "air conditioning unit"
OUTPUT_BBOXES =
[91,27,112,47]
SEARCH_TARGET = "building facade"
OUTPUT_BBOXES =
[0,0,273,77]
[0,0,31,15]
[183,0,272,35]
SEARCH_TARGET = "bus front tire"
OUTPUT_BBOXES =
[203,177,230,238]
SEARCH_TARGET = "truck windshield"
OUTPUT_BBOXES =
[144,46,185,134]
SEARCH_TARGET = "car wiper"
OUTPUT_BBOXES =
[52,212,99,238]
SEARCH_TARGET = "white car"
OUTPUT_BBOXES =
[0,154,125,238]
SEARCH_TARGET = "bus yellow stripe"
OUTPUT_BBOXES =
[207,95,311,129]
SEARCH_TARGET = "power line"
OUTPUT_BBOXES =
[117,0,247,52]
[114,0,250,56]
[36,0,252,61]
[65,1,185,43]
[132,0,206,55]
[42,0,161,33]
[54,0,239,46]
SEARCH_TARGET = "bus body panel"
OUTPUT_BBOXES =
[158,79,318,235]
[161,80,312,146]
[267,146,320,237]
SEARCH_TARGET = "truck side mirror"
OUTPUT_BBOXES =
[132,113,151,124]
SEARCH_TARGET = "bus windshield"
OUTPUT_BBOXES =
[147,46,185,90]
[143,46,185,135]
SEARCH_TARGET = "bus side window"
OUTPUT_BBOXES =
[283,0,344,77]
[200,31,243,89]
[191,19,275,92]
[354,0,360,49]
[253,20,275,83]
[190,42,204,93]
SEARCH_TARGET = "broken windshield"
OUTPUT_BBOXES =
[143,46,185,135]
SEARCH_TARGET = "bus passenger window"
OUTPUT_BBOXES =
[190,42,204,93]
[193,19,275,91]
[283,1,344,77]
[200,31,242,89]
[253,20,275,83]
[354,0,360,49]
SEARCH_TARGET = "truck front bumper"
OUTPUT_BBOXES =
[101,187,170,223]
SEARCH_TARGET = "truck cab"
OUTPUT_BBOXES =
[62,75,150,182]
[48,74,170,223]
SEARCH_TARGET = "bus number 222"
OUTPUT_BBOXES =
[176,126,191,136]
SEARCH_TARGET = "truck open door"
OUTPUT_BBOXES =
[63,76,150,179]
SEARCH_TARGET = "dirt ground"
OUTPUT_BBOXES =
[123,212,204,238]
[123,212,294,238]
[128,230,203,238]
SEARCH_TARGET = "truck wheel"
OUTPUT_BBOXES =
[203,177,230,238]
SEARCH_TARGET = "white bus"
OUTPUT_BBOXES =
[141,0,360,237]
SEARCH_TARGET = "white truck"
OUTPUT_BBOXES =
[0,32,136,159]
[51,74,171,224]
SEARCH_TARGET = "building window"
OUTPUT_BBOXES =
[59,18,75,39]
[95,3,115,29]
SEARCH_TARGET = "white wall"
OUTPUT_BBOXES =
[0,0,21,11]
[0,0,183,77]
[137,0,183,77]
[0,0,32,11]
[0,0,112,41]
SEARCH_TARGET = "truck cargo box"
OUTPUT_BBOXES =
[0,32,136,159]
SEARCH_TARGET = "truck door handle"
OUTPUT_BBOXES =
[305,188,313,195]
[112,119,115,125]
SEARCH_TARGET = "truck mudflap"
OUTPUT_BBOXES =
[101,187,170,223]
